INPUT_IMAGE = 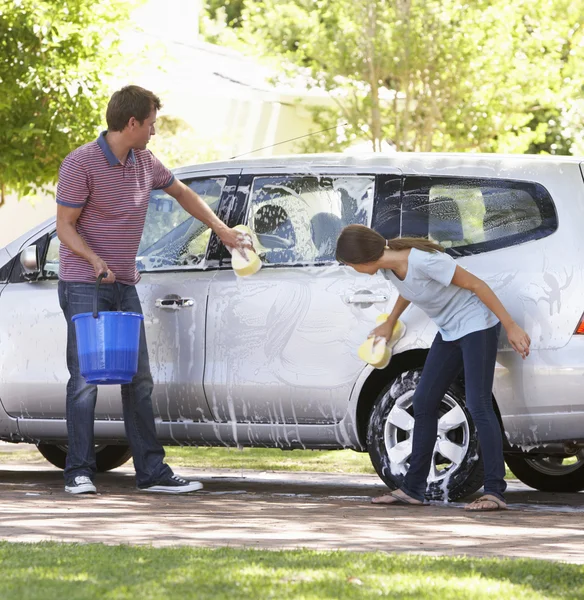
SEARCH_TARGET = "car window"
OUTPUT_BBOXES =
[401,176,557,255]
[0,256,14,283]
[371,176,402,240]
[137,177,226,270]
[246,175,374,265]
[43,234,60,279]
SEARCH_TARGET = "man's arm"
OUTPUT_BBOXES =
[56,205,115,282]
[163,179,245,249]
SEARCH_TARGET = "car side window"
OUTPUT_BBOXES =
[401,176,558,255]
[246,175,374,265]
[371,176,401,240]
[43,234,60,279]
[137,177,226,270]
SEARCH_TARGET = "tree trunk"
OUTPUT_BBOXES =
[365,0,382,151]
[395,0,412,151]
[0,182,5,208]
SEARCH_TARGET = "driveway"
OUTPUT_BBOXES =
[1,462,583,564]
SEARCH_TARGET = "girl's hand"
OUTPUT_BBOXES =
[506,322,531,359]
[369,319,396,342]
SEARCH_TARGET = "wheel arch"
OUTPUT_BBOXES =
[354,348,508,449]
[355,349,427,447]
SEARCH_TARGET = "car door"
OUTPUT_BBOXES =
[0,228,174,424]
[204,166,402,427]
[136,171,240,424]
[0,228,143,424]
[0,229,71,420]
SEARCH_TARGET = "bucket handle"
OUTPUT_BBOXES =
[93,273,122,318]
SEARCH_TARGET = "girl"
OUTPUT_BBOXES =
[336,224,531,511]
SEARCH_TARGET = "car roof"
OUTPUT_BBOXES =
[174,151,584,176]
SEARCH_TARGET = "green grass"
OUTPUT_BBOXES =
[0,543,582,600]
[0,448,47,464]
[0,445,518,478]
[163,446,377,474]
[163,446,519,479]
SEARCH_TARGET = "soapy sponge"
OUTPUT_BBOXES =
[231,224,262,277]
[357,313,406,369]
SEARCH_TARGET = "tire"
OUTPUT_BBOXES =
[36,444,132,472]
[367,369,484,501]
[505,451,584,493]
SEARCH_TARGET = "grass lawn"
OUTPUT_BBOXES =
[164,446,519,479]
[1,543,582,600]
[0,445,518,479]
[164,446,377,474]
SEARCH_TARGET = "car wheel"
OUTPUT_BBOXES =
[505,450,584,492]
[36,444,132,472]
[367,369,484,501]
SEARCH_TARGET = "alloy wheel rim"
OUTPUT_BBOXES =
[524,450,584,476]
[383,389,471,485]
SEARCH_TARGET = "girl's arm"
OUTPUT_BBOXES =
[451,266,531,359]
[371,295,411,340]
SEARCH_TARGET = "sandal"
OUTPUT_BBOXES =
[464,494,508,511]
[371,490,424,506]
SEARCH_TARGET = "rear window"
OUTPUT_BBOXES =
[400,176,558,256]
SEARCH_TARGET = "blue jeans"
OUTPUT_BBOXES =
[401,323,506,502]
[58,280,173,487]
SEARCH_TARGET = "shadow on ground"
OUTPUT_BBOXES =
[1,463,583,563]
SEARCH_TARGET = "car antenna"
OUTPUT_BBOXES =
[229,122,348,160]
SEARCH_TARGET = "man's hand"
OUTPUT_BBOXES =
[163,181,256,253]
[217,226,254,251]
[91,256,116,283]
[57,205,117,283]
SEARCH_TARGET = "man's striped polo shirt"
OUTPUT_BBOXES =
[56,131,175,285]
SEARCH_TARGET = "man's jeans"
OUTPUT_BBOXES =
[401,323,506,502]
[58,280,173,487]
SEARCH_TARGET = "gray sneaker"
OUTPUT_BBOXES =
[65,475,97,495]
[138,474,203,494]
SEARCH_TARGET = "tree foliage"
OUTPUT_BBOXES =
[202,0,584,155]
[0,0,135,205]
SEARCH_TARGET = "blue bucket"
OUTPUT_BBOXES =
[72,274,144,385]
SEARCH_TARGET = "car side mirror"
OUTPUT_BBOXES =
[20,245,39,275]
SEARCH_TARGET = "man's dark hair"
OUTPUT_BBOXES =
[106,85,162,132]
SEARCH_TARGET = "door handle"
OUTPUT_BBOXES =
[155,297,195,309]
[345,293,388,304]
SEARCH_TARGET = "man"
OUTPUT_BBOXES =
[56,85,244,495]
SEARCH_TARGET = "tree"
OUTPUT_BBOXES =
[202,0,584,155]
[147,116,222,168]
[0,0,135,206]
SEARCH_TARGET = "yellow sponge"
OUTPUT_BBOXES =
[232,225,262,277]
[358,315,406,369]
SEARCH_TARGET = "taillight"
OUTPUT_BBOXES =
[576,314,584,335]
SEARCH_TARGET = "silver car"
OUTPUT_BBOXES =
[1,153,583,499]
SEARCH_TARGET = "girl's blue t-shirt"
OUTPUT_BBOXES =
[382,248,498,341]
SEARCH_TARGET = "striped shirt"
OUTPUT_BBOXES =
[56,131,175,285]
